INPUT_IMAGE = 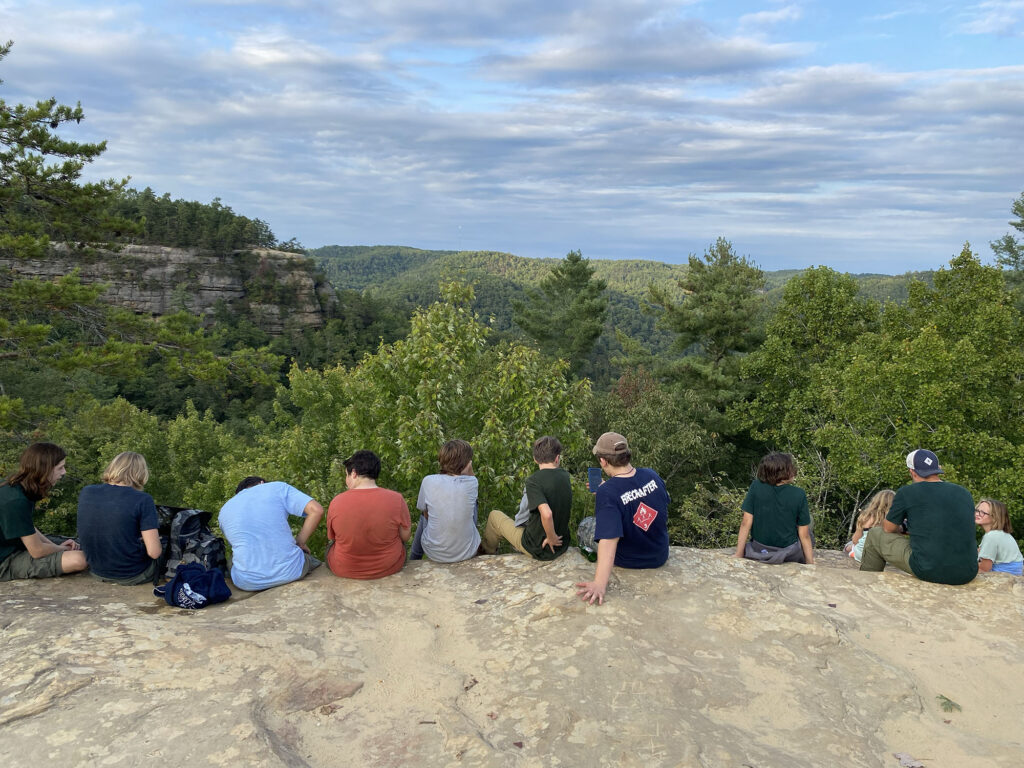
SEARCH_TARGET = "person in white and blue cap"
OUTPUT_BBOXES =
[859,449,977,585]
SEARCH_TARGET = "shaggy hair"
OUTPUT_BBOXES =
[756,452,797,486]
[856,489,895,530]
[4,442,67,501]
[438,439,473,475]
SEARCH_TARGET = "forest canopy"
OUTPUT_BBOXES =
[3,40,1023,556]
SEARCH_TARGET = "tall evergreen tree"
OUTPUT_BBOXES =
[649,238,766,409]
[991,189,1024,310]
[512,250,608,376]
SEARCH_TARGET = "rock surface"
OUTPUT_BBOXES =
[0,244,330,333]
[1,549,1022,767]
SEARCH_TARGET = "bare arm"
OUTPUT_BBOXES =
[296,499,324,551]
[797,524,814,565]
[851,527,863,544]
[978,558,994,573]
[21,530,64,558]
[538,503,562,552]
[141,528,162,559]
[575,537,618,605]
[882,518,901,534]
[399,524,411,543]
[733,512,754,557]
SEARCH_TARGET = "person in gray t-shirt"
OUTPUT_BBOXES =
[410,440,480,562]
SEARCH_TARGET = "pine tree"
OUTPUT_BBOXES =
[512,250,608,376]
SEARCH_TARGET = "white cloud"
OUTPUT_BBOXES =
[958,0,1024,36]
[738,4,802,33]
[0,0,1020,271]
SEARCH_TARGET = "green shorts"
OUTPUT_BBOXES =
[89,557,159,586]
[0,549,64,581]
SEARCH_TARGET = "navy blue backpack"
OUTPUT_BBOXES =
[154,562,231,609]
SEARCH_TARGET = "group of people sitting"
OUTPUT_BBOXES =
[734,448,1022,581]
[1,436,1020,601]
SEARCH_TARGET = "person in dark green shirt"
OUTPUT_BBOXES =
[481,436,572,560]
[734,452,814,565]
[1,443,88,581]
[860,449,977,585]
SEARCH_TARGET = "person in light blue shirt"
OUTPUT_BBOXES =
[218,477,324,591]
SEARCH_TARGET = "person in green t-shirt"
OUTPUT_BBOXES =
[859,449,978,585]
[481,436,572,560]
[733,451,814,565]
[1,442,88,581]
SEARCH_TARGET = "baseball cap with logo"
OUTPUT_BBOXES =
[592,432,630,456]
[906,449,943,477]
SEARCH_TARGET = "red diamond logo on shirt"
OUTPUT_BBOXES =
[633,502,657,531]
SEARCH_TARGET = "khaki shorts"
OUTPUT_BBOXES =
[0,549,64,581]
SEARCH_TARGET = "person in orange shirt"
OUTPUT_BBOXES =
[326,450,412,580]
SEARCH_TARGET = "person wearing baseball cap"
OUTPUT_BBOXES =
[859,449,977,584]
[575,432,670,605]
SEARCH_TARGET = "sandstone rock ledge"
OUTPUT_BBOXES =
[1,549,1022,768]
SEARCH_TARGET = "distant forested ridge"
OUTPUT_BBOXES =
[4,36,1023,566]
[310,244,936,385]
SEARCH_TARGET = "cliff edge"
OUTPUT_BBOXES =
[1,549,1021,767]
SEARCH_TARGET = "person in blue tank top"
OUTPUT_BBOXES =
[576,432,669,605]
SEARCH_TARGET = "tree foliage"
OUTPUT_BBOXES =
[0,42,135,259]
[511,250,609,376]
[648,238,766,410]
[253,283,593,527]
[109,187,280,252]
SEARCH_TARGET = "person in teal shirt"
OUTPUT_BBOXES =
[975,498,1023,576]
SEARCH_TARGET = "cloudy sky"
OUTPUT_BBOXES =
[1,1,1022,272]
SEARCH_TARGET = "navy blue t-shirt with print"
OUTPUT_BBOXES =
[77,484,159,580]
[594,467,670,569]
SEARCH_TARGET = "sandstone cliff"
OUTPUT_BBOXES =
[1,549,1021,767]
[0,244,332,334]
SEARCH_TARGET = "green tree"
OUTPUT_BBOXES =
[0,42,134,259]
[991,189,1024,309]
[512,250,608,376]
[648,238,766,410]
[743,247,1024,540]
[739,266,880,449]
[252,283,593,536]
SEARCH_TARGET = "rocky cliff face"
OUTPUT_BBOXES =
[0,244,331,334]
[1,549,1021,767]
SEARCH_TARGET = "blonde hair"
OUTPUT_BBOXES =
[102,452,150,490]
[979,498,1013,534]
[857,489,895,530]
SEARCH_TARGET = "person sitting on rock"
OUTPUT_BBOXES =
[77,451,163,585]
[1,442,87,581]
[410,439,480,563]
[734,452,815,565]
[218,476,324,591]
[859,449,977,585]
[845,489,894,562]
[974,498,1023,576]
[326,450,412,579]
[576,432,669,605]
[480,436,572,560]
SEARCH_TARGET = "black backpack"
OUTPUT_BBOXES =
[156,505,229,579]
